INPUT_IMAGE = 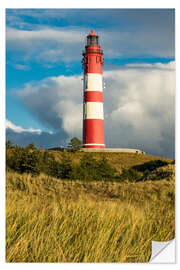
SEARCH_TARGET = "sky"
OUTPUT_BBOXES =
[6,8,175,158]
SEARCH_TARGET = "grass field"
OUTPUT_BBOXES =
[6,152,175,262]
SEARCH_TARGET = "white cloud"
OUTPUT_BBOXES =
[6,25,174,64]
[6,26,87,63]
[6,27,82,43]
[103,61,175,157]
[6,119,42,134]
[14,64,30,70]
[14,61,175,158]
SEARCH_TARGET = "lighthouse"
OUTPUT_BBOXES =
[82,29,105,148]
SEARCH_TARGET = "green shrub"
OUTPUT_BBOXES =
[132,160,169,172]
[72,154,98,181]
[119,168,141,182]
[6,140,14,149]
[60,152,73,179]
[71,154,118,181]
[19,151,40,175]
[96,156,118,180]
[142,169,173,182]
[6,147,40,175]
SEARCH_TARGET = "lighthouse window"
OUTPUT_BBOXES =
[87,36,99,45]
[96,56,100,63]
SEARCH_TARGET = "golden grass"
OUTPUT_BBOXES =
[6,163,175,262]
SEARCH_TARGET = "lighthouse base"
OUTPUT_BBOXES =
[80,148,145,154]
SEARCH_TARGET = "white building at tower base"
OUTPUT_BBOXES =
[80,148,145,154]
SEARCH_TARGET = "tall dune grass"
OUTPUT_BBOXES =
[6,164,175,262]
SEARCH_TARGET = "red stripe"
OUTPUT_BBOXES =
[84,91,103,102]
[83,52,103,75]
[83,119,105,147]
[86,55,102,74]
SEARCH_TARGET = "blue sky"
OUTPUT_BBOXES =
[6,9,175,158]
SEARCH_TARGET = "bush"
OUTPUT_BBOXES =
[42,151,62,178]
[8,146,151,183]
[19,151,40,175]
[141,169,173,182]
[6,140,14,149]
[71,154,118,181]
[96,156,118,180]
[6,146,74,179]
[132,160,169,172]
[60,152,73,179]
[72,154,98,181]
[25,143,37,150]
[119,168,141,182]
[6,147,40,175]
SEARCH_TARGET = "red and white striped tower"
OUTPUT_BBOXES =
[82,29,105,148]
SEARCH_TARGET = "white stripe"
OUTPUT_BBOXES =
[84,73,102,92]
[83,144,105,146]
[84,102,104,119]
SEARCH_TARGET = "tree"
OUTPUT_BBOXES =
[19,150,40,175]
[6,140,13,149]
[68,137,82,152]
[26,143,36,150]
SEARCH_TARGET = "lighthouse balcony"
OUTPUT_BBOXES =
[82,49,103,55]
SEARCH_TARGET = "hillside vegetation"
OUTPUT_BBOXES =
[6,145,175,262]
[6,144,172,181]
